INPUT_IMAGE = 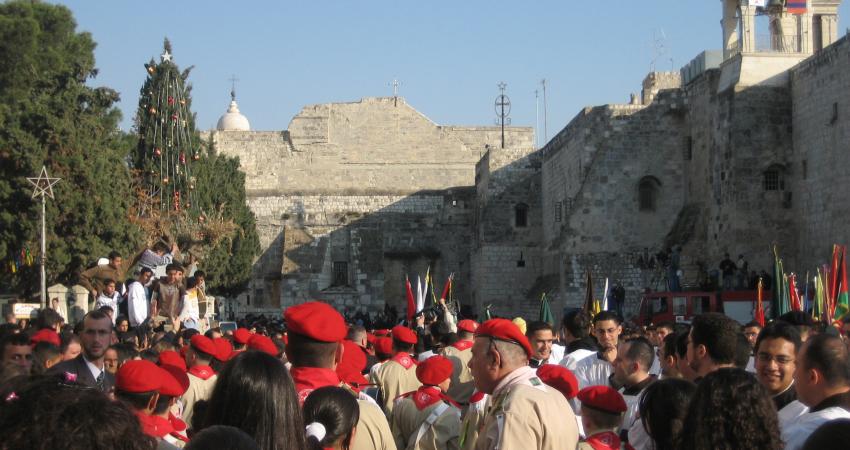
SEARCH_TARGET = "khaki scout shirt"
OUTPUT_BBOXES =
[474,367,579,450]
[352,398,398,450]
[442,342,475,404]
[391,394,461,450]
[376,355,422,417]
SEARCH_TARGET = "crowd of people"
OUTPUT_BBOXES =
[1,250,850,449]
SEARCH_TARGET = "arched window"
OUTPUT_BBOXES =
[763,165,785,191]
[515,203,529,227]
[638,177,661,211]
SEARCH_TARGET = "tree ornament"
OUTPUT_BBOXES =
[167,96,175,105]
[192,153,200,161]
[179,99,186,105]
[162,176,169,184]
[147,65,155,74]
[149,107,157,115]
[179,152,186,164]
[171,113,178,121]
[154,148,162,157]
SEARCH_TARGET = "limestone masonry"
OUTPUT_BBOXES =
[210,1,849,322]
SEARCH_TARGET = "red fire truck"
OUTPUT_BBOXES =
[636,290,773,326]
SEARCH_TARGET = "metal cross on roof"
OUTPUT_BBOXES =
[27,166,61,200]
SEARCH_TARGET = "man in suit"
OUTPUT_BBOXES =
[50,310,114,393]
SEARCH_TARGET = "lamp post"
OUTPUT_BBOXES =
[26,166,60,308]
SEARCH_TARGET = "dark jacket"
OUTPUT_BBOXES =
[49,354,114,394]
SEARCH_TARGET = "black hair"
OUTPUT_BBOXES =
[302,386,360,450]
[346,324,367,342]
[152,242,170,253]
[187,425,259,450]
[525,320,554,338]
[392,338,415,353]
[286,332,338,368]
[777,311,814,328]
[662,332,679,360]
[623,336,655,371]
[165,263,184,273]
[755,321,802,355]
[734,332,751,369]
[194,270,206,279]
[139,266,153,276]
[675,331,689,359]
[108,250,121,260]
[154,394,174,415]
[115,390,158,412]
[743,321,763,330]
[103,278,116,287]
[0,375,155,449]
[139,349,159,363]
[639,378,696,450]
[593,310,622,326]
[59,331,80,354]
[200,351,306,450]
[83,309,111,324]
[679,368,782,450]
[111,343,139,366]
[562,310,591,340]
[31,342,60,375]
[690,313,739,365]
[35,308,63,330]
[0,332,30,359]
[801,334,850,387]
[655,321,675,333]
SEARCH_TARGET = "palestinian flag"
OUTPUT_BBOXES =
[405,276,416,324]
[834,245,849,321]
[756,277,766,327]
[786,1,807,15]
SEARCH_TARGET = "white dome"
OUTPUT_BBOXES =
[216,91,250,131]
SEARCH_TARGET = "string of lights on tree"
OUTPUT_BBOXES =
[136,39,199,217]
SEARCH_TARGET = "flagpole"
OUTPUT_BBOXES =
[40,194,46,308]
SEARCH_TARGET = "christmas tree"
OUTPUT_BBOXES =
[133,38,199,217]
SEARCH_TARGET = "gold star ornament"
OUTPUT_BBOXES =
[27,166,61,199]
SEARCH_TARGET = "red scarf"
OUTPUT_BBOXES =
[134,412,173,439]
[391,352,416,370]
[290,367,341,405]
[398,386,461,410]
[188,365,215,380]
[585,431,628,450]
[452,340,473,351]
[167,413,189,443]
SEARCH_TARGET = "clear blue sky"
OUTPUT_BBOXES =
[55,1,850,146]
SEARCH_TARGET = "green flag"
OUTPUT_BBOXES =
[539,293,555,327]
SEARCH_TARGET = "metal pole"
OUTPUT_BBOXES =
[535,90,540,149]
[40,194,46,308]
[542,79,548,143]
[501,97,505,149]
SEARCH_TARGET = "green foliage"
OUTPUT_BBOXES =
[0,1,142,294]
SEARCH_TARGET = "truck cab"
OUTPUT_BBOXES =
[637,290,770,326]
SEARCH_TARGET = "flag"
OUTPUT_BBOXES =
[485,304,492,321]
[428,272,438,305]
[539,293,554,326]
[440,273,454,301]
[814,269,826,321]
[834,245,849,321]
[786,1,807,15]
[415,275,425,314]
[789,273,802,312]
[601,278,610,312]
[592,298,601,317]
[584,270,594,314]
[773,246,788,317]
[755,277,765,327]
[405,275,416,323]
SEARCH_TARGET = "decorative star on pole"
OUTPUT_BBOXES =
[27,166,60,199]
[161,49,172,62]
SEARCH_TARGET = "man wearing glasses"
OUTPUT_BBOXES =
[754,321,806,426]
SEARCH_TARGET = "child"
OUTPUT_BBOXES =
[577,385,633,450]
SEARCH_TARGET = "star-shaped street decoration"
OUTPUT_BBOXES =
[27,166,60,200]
[161,49,172,63]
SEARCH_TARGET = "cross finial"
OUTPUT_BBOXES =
[498,81,507,94]
[229,75,239,100]
[389,78,402,97]
[27,166,61,200]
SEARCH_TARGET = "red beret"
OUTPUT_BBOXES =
[213,338,233,362]
[233,328,252,345]
[416,355,453,385]
[537,364,579,400]
[366,333,377,345]
[284,301,347,343]
[392,325,418,345]
[577,385,627,414]
[337,340,367,375]
[457,320,479,333]
[374,337,393,356]
[190,335,217,358]
[158,350,187,372]
[159,364,189,397]
[474,319,532,358]
[247,334,278,357]
[373,329,391,337]
[30,329,60,347]
[338,367,369,391]
[116,360,162,393]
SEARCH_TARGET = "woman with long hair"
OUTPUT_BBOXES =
[638,378,696,450]
[199,350,306,450]
[678,368,783,450]
[302,386,360,450]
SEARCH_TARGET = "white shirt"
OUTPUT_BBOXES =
[127,280,149,327]
[95,292,120,324]
[573,353,613,389]
[84,356,103,382]
[559,348,595,371]
[781,406,850,450]
[778,400,809,430]
[550,343,565,364]
[180,290,199,322]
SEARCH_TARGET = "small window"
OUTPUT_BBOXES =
[638,177,661,211]
[673,297,687,315]
[691,296,711,315]
[651,297,669,315]
[332,262,348,286]
[554,201,562,223]
[763,166,785,191]
[515,203,529,227]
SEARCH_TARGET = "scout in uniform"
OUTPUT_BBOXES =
[284,301,397,450]
[468,319,579,450]
[375,325,422,417]
[441,319,477,405]
[114,360,181,449]
[391,355,462,450]
[576,386,633,450]
[181,335,218,427]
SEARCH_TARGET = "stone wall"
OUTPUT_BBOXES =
[790,34,850,270]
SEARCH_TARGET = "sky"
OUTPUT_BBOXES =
[55,1,850,147]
